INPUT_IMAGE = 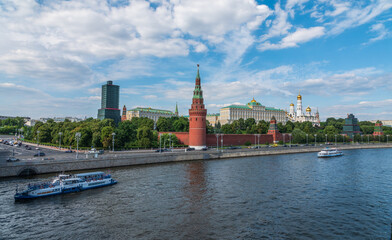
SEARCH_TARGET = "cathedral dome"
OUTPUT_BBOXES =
[297,92,302,100]
[306,106,311,112]
[248,98,261,106]
[290,103,294,106]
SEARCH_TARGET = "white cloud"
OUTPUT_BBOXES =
[173,0,270,43]
[283,67,392,96]
[143,94,158,99]
[261,3,292,41]
[259,26,325,51]
[328,0,392,35]
[0,83,100,118]
[326,99,392,120]
[363,22,391,45]
[0,0,270,88]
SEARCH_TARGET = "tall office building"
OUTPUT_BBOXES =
[97,81,121,124]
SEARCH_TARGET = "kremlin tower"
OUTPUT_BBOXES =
[188,64,207,150]
[267,116,282,143]
[121,105,127,122]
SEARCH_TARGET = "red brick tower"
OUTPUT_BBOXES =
[267,116,282,143]
[121,105,127,122]
[189,64,207,150]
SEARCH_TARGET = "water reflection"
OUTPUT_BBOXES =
[180,161,212,239]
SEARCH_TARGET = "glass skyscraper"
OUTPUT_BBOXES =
[97,81,120,124]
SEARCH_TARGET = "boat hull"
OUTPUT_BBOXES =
[318,153,344,158]
[15,180,117,201]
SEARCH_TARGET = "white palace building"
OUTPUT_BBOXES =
[206,98,287,126]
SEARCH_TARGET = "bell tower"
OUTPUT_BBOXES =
[188,64,207,150]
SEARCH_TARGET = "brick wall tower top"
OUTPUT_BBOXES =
[121,105,127,122]
[188,64,207,150]
[373,120,384,136]
[267,116,282,143]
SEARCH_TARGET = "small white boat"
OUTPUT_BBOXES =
[14,171,117,200]
[317,147,343,158]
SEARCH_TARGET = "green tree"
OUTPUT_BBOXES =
[156,117,170,132]
[173,117,189,132]
[101,126,114,148]
[137,126,153,147]
[324,125,337,135]
[292,128,306,144]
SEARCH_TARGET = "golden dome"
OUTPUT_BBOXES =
[290,103,294,106]
[251,97,256,103]
[297,91,302,100]
[306,106,311,112]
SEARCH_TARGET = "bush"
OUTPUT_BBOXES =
[244,141,251,146]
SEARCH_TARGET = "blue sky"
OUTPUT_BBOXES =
[0,0,391,121]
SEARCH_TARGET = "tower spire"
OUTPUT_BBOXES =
[193,64,202,99]
[175,102,178,116]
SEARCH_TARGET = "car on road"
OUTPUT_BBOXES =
[34,152,46,157]
[155,148,171,152]
[64,150,73,153]
[7,157,20,162]
[186,147,195,151]
[228,146,241,150]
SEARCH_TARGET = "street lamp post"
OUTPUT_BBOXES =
[36,130,40,146]
[361,135,363,143]
[169,133,172,152]
[221,134,224,152]
[306,134,308,145]
[335,134,337,146]
[378,134,381,143]
[75,132,81,159]
[367,135,370,144]
[216,134,219,152]
[257,134,261,148]
[325,134,327,145]
[59,132,62,150]
[289,134,292,147]
[314,134,317,147]
[387,135,389,144]
[112,132,116,152]
[254,134,256,147]
[159,133,162,153]
[283,134,285,145]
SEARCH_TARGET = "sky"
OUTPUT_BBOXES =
[0,0,391,121]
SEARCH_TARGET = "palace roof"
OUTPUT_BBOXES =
[221,104,284,111]
[128,107,175,115]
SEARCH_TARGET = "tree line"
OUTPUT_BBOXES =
[1,116,391,147]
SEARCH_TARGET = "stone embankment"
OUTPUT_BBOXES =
[1,144,391,178]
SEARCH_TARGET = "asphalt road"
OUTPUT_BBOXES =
[0,135,72,160]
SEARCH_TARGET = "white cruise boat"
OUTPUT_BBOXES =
[317,147,343,158]
[14,171,117,200]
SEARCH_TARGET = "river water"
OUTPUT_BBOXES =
[1,148,392,239]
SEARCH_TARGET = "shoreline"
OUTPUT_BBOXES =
[1,144,391,178]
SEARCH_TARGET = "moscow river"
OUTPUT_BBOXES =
[1,148,392,239]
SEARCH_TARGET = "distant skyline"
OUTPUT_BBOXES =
[0,0,391,121]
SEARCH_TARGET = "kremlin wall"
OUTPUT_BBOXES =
[160,65,288,148]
